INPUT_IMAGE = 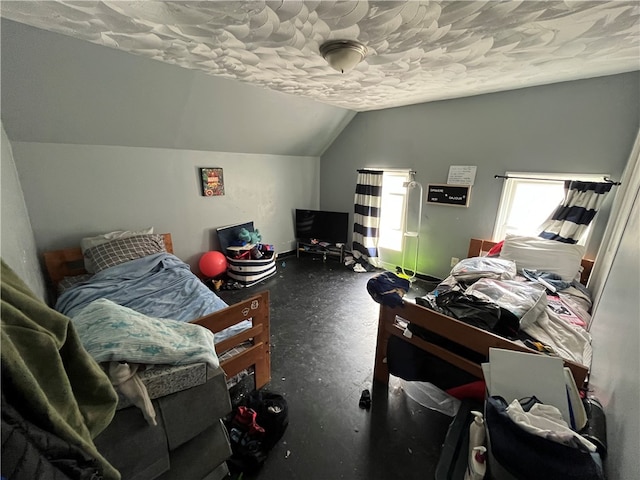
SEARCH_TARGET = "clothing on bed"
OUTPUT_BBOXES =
[450,256,517,282]
[417,287,512,336]
[521,309,592,366]
[416,256,593,367]
[71,298,220,369]
[522,268,571,291]
[465,278,547,330]
[56,252,227,320]
[55,252,251,344]
[1,260,120,480]
[107,362,157,426]
[367,271,410,307]
[71,298,223,425]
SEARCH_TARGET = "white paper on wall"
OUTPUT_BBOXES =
[447,165,477,185]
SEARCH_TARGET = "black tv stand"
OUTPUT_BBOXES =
[296,241,345,263]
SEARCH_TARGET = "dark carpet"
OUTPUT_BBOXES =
[218,254,452,480]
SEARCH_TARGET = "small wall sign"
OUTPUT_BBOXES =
[426,184,471,207]
[200,168,225,196]
[447,165,477,185]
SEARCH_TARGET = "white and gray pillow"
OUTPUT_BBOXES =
[499,234,585,282]
[84,234,165,273]
[80,227,154,273]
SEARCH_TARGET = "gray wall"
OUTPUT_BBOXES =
[0,19,355,157]
[11,142,319,269]
[0,123,46,300]
[2,15,638,479]
[589,186,640,479]
[1,18,335,284]
[320,72,640,279]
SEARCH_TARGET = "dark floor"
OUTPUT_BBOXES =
[217,254,452,480]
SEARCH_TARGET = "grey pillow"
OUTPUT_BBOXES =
[80,227,154,273]
[84,234,166,273]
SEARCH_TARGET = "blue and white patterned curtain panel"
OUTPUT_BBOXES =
[353,170,383,266]
[538,181,614,244]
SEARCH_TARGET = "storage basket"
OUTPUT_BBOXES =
[226,252,277,287]
[217,221,277,287]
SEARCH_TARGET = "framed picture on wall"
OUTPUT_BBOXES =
[200,168,225,196]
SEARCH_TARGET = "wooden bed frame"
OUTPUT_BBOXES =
[42,233,271,390]
[373,238,593,389]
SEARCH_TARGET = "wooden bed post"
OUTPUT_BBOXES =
[373,303,395,384]
[252,290,271,389]
[192,290,272,390]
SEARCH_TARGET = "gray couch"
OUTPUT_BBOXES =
[94,363,233,480]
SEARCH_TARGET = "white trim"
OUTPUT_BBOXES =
[589,130,640,326]
[492,171,610,242]
[378,170,412,252]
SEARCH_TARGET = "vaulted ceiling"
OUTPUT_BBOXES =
[2,0,639,112]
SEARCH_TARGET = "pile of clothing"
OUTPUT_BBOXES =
[343,250,377,272]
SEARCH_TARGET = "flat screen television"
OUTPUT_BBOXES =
[295,209,349,244]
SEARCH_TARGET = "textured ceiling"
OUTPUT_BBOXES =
[2,1,639,112]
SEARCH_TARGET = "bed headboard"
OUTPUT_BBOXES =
[43,233,174,289]
[467,238,594,286]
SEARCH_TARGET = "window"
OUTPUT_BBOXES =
[493,172,609,244]
[377,170,412,251]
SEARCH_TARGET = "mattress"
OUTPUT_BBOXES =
[114,363,220,410]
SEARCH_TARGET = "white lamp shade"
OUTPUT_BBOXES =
[320,40,367,73]
[325,48,364,73]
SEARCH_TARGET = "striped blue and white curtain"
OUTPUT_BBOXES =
[538,180,614,244]
[353,170,383,266]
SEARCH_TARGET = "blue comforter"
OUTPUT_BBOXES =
[56,253,229,322]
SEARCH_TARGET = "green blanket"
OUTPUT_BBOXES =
[1,260,120,480]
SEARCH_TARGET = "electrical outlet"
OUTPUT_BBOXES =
[450,257,460,267]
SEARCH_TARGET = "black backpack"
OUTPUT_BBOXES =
[244,390,289,451]
[225,390,289,473]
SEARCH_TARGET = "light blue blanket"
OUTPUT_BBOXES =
[72,299,220,369]
[56,253,250,343]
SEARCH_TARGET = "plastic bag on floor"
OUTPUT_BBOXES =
[400,379,461,417]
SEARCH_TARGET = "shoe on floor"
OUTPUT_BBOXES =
[359,389,371,410]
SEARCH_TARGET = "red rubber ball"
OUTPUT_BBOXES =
[199,251,228,278]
